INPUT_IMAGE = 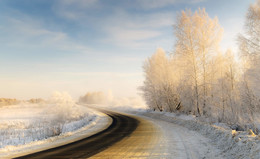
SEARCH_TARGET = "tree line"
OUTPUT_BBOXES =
[141,0,260,129]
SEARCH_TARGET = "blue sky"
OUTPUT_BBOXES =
[0,0,255,99]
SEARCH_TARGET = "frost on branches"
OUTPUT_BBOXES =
[141,1,260,133]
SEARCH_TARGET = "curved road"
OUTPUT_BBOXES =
[15,111,152,159]
[14,110,224,159]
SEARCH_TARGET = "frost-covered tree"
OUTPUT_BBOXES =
[141,2,260,131]
[141,48,180,112]
[174,8,223,116]
[224,49,239,121]
[239,0,260,56]
[209,49,240,122]
[238,0,260,123]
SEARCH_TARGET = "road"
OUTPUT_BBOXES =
[15,111,141,159]
[15,110,224,159]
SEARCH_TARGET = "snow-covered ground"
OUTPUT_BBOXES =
[136,110,260,159]
[98,101,260,159]
[137,114,224,158]
[1,92,259,159]
[74,100,260,159]
[0,92,110,158]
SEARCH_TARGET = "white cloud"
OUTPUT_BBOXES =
[7,18,67,43]
[103,26,161,47]
[57,0,98,8]
[104,10,175,29]
[135,0,205,9]
[99,10,175,48]
[110,28,160,41]
[52,1,176,48]
[53,0,100,20]
[1,16,91,54]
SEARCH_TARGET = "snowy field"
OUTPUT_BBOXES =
[0,92,101,155]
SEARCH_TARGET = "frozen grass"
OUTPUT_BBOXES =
[0,92,98,150]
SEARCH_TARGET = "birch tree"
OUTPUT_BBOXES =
[141,48,179,112]
[174,8,223,116]
[238,0,260,122]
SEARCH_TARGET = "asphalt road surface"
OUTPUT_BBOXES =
[15,111,159,159]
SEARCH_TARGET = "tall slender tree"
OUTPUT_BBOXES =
[174,8,223,116]
[238,0,260,123]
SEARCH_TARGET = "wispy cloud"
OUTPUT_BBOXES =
[135,0,206,9]
[103,27,161,48]
[52,1,176,48]
[7,17,67,43]
[53,0,100,20]
[57,0,99,8]
[103,10,175,29]
[0,15,91,54]
[98,10,175,48]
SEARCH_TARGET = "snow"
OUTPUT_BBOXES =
[100,101,259,159]
[140,115,224,159]
[1,109,111,159]
[65,96,260,159]
[0,92,110,158]
[1,90,259,159]
[136,110,260,159]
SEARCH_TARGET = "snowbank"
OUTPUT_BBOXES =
[139,111,260,159]
[0,92,103,156]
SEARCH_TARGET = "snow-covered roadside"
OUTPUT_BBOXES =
[96,107,224,158]
[0,104,96,148]
[0,92,112,158]
[1,109,111,159]
[137,110,260,159]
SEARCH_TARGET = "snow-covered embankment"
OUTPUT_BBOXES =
[140,111,260,159]
[0,92,111,158]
